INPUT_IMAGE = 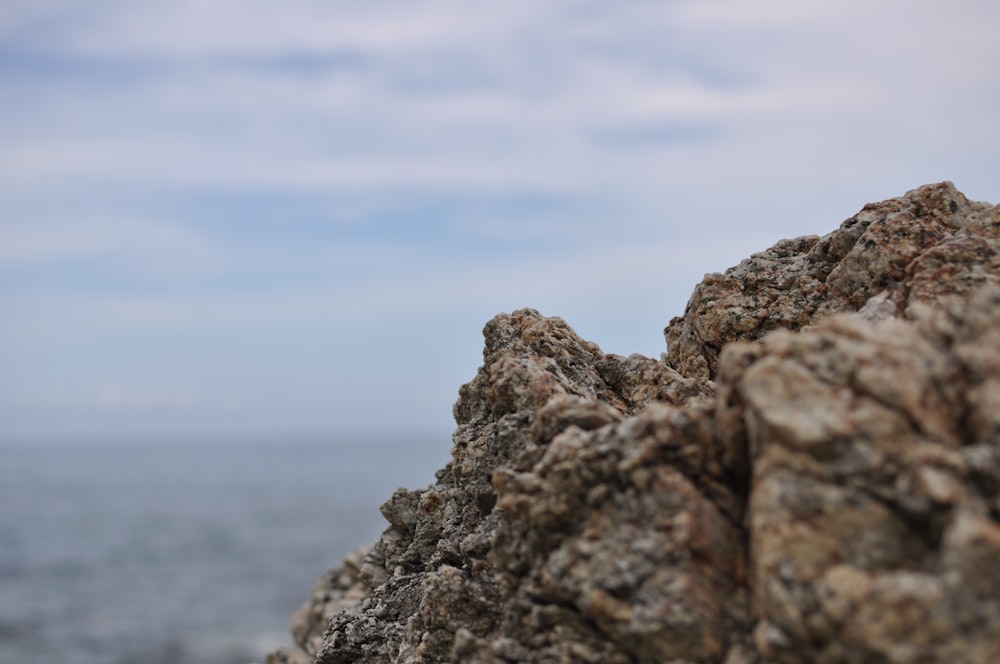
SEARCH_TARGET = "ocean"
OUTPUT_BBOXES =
[0,436,449,664]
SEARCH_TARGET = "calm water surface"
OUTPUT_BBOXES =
[0,437,447,664]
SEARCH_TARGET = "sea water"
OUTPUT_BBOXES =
[0,436,447,664]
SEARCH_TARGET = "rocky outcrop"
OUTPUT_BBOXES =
[268,182,1000,664]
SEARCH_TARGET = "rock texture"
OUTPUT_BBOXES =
[268,182,1000,664]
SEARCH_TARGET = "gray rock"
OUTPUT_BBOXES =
[664,181,995,380]
[269,182,1000,663]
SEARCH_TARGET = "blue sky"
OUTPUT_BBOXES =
[2,0,998,441]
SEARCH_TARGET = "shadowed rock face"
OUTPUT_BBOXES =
[269,182,1000,664]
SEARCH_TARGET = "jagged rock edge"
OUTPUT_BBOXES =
[268,182,1000,664]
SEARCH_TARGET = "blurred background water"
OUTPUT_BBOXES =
[0,436,447,664]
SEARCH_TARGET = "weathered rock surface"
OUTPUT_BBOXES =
[268,182,1000,664]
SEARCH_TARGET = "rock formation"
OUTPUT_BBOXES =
[268,182,1000,664]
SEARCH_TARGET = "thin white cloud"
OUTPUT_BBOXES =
[4,1,534,59]
[0,216,215,266]
[0,234,759,348]
[1,384,251,417]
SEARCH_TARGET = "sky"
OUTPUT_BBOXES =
[1,0,998,442]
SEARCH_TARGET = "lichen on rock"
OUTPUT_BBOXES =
[268,182,1000,664]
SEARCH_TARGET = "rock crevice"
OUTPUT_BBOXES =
[269,182,1000,664]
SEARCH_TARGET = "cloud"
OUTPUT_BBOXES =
[1,240,696,333]
[0,2,763,197]
[3,0,996,254]
[3,0,994,207]
[91,384,244,414]
[0,215,214,266]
